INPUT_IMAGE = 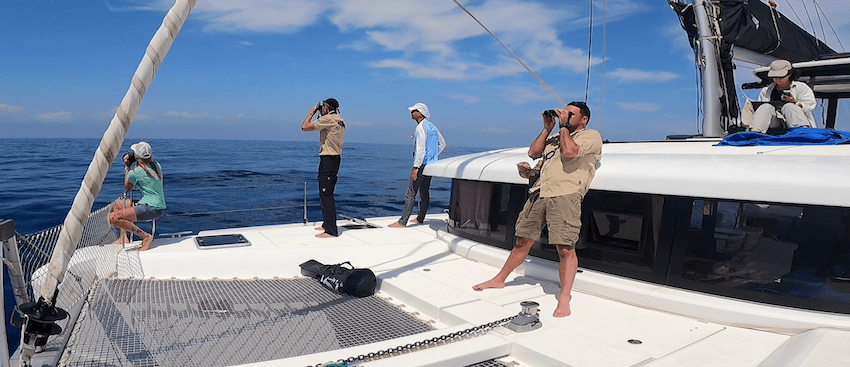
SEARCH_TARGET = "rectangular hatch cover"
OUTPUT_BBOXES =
[195,234,250,249]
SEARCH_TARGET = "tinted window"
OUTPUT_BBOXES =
[446,179,850,314]
[447,180,525,249]
[577,191,673,283]
[672,199,850,314]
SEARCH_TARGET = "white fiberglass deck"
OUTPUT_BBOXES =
[107,215,848,366]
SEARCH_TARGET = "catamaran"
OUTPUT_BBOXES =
[2,0,849,366]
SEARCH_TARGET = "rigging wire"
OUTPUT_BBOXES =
[812,0,827,47]
[598,0,607,130]
[813,0,846,51]
[781,0,844,51]
[799,0,818,44]
[585,0,593,103]
[451,0,566,107]
[782,0,805,32]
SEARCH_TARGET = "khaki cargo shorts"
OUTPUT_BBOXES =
[515,191,582,246]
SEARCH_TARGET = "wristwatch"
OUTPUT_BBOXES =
[558,123,570,129]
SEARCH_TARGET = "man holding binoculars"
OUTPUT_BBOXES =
[474,101,602,318]
[301,98,346,238]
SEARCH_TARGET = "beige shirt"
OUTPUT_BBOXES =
[314,114,345,156]
[531,128,602,198]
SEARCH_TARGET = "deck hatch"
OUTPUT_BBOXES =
[194,233,250,249]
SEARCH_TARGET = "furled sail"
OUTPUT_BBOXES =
[671,0,835,63]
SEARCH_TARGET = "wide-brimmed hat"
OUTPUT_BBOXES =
[130,142,152,159]
[408,102,430,119]
[767,60,793,78]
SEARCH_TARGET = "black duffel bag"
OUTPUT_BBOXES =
[299,259,377,297]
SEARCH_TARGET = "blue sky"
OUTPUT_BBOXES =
[2,0,849,148]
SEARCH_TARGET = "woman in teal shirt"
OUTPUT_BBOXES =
[108,142,165,251]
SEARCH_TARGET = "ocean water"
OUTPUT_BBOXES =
[0,138,490,353]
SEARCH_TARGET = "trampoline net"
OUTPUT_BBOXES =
[10,203,434,366]
[60,277,433,367]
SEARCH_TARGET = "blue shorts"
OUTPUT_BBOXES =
[134,203,164,222]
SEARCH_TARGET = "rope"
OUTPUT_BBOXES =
[767,5,783,55]
[451,0,566,107]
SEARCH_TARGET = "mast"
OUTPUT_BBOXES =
[692,0,724,137]
[18,1,197,365]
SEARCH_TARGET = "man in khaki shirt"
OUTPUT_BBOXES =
[301,98,345,238]
[474,101,602,317]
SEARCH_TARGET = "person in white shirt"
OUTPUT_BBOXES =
[389,102,446,228]
[747,59,816,133]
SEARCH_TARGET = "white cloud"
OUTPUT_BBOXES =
[196,1,328,33]
[166,111,212,119]
[131,113,154,121]
[500,85,553,105]
[336,0,601,80]
[609,68,679,82]
[110,0,329,33]
[128,0,641,82]
[444,93,479,104]
[0,104,25,112]
[36,111,73,122]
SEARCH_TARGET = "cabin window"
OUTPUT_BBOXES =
[674,199,850,314]
[575,191,672,283]
[447,179,526,249]
[447,182,672,278]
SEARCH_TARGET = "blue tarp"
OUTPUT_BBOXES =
[716,127,850,146]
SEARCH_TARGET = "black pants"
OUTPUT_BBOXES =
[318,155,341,236]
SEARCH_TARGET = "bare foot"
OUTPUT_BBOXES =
[388,222,405,228]
[409,219,419,224]
[316,232,335,238]
[138,234,153,251]
[315,226,324,231]
[472,278,505,291]
[553,294,572,317]
[114,231,129,245]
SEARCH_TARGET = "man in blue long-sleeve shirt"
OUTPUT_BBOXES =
[390,102,446,228]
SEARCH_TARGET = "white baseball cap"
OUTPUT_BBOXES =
[130,142,152,159]
[408,102,430,119]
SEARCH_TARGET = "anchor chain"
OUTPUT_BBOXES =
[308,315,517,367]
